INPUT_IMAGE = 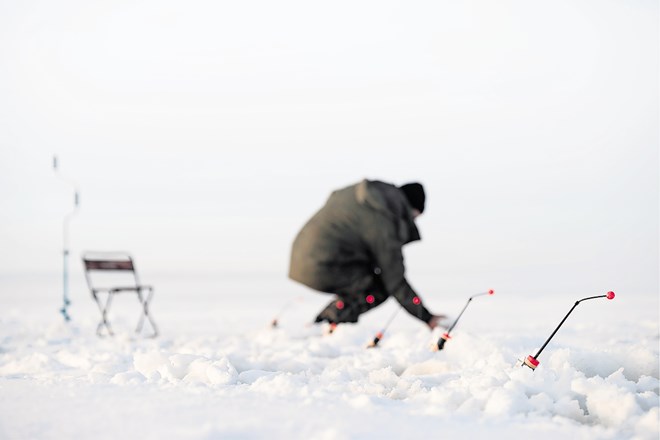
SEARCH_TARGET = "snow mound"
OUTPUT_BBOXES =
[1,311,657,440]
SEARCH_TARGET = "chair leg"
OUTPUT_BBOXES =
[136,290,145,333]
[93,291,114,337]
[136,287,158,338]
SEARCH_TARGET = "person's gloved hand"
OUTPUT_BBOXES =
[427,314,448,330]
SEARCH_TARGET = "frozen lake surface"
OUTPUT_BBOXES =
[1,274,658,439]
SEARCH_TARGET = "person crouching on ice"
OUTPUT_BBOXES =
[288,179,445,331]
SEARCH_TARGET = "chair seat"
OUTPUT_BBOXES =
[93,285,152,293]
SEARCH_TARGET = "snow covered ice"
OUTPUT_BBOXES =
[0,275,657,439]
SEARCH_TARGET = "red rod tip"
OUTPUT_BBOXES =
[336,300,344,310]
[412,296,421,305]
[366,295,375,304]
[606,291,615,300]
[488,289,495,295]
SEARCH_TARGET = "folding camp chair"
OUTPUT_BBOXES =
[82,252,158,337]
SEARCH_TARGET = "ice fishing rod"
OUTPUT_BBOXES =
[433,289,494,351]
[366,305,402,348]
[53,155,80,321]
[271,296,304,328]
[522,291,615,371]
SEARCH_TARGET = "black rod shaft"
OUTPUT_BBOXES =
[368,306,402,347]
[533,294,607,358]
[534,302,579,358]
[382,307,401,331]
[445,298,472,333]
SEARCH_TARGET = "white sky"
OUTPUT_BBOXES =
[0,0,657,296]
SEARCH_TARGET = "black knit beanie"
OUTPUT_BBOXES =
[399,182,425,213]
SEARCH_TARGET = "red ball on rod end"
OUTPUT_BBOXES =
[488,289,495,295]
[606,291,615,300]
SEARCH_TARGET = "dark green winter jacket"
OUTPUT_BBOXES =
[289,179,432,323]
